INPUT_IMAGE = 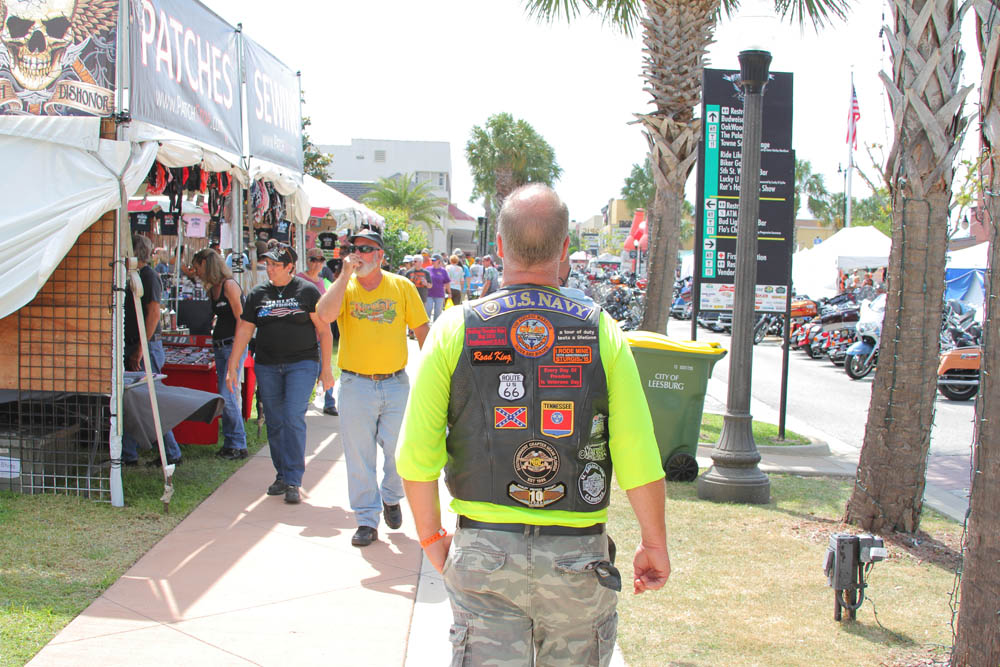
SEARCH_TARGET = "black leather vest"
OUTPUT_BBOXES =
[445,286,611,512]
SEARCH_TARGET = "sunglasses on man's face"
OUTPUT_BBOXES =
[344,244,379,254]
[309,256,324,262]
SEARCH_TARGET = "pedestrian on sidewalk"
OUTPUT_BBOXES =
[397,184,670,666]
[446,254,465,306]
[316,229,429,547]
[298,247,339,416]
[227,244,335,505]
[426,254,450,322]
[191,247,249,460]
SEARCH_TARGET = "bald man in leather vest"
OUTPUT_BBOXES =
[397,184,670,666]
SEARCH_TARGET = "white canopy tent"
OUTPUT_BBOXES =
[301,174,384,230]
[0,117,158,320]
[569,250,589,262]
[792,226,892,299]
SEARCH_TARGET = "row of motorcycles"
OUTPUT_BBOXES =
[789,292,983,401]
[571,269,646,330]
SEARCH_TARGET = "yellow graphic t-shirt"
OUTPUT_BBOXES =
[337,271,429,375]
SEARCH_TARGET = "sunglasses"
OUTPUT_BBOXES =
[308,256,324,262]
[343,245,379,254]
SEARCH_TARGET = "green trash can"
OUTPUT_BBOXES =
[625,331,727,482]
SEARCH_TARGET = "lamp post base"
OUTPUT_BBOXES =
[697,465,771,504]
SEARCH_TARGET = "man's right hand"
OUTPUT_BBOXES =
[632,542,670,594]
[341,254,361,277]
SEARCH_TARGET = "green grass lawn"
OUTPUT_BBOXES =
[700,411,811,446]
[609,475,962,666]
[0,416,268,667]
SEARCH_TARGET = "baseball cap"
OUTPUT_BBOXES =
[403,255,413,263]
[349,229,384,249]
[421,248,430,255]
[261,245,297,264]
[431,253,442,261]
[453,248,464,256]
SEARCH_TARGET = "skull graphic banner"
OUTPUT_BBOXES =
[0,0,118,116]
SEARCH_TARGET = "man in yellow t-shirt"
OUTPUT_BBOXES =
[316,229,429,547]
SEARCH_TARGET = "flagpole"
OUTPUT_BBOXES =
[845,73,855,228]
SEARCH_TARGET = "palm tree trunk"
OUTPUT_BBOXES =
[844,0,971,533]
[637,0,717,332]
[950,5,1000,663]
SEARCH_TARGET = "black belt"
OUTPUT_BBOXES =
[212,337,234,349]
[458,517,604,536]
[342,368,405,381]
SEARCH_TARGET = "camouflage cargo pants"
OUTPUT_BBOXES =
[442,525,617,667]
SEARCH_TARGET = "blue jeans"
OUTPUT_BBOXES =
[427,296,445,321]
[255,359,320,487]
[213,344,247,450]
[122,338,183,462]
[338,371,408,528]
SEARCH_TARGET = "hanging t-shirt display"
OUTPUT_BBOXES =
[129,211,152,233]
[317,232,338,252]
[272,219,291,243]
[186,214,209,238]
[160,211,179,236]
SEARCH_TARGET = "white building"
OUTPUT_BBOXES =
[318,138,463,252]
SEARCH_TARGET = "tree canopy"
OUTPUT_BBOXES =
[361,174,447,230]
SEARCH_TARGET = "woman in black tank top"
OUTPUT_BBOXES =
[192,248,248,459]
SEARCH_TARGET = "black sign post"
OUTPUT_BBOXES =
[694,69,794,320]
[693,68,795,430]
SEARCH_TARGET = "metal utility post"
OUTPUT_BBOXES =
[698,49,772,504]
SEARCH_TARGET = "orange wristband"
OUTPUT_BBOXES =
[420,527,447,548]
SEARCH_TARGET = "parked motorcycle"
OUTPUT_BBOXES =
[844,294,885,380]
[753,312,784,345]
[937,346,981,401]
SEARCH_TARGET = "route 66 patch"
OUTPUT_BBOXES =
[498,372,525,400]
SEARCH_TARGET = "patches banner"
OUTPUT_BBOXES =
[129,0,242,155]
[0,0,118,116]
[243,35,303,172]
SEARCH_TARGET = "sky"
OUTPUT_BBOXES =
[202,0,983,223]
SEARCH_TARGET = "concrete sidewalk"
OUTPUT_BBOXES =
[27,361,968,665]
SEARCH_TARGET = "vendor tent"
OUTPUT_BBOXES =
[945,241,988,306]
[569,250,589,262]
[792,226,892,299]
[302,174,384,230]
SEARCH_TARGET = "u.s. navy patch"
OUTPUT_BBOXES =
[508,482,566,508]
[472,289,596,321]
[498,372,525,400]
[513,440,560,486]
[511,314,554,358]
[494,406,527,429]
[578,463,608,505]
[540,401,574,439]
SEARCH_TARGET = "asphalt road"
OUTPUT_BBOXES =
[666,317,977,501]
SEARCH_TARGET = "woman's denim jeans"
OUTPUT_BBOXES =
[255,359,320,487]
[213,343,247,450]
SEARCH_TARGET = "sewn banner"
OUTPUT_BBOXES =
[243,36,303,172]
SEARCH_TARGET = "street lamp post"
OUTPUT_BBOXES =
[697,49,772,504]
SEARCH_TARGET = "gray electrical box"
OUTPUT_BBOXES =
[825,533,859,590]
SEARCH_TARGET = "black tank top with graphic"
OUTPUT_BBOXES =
[212,279,239,341]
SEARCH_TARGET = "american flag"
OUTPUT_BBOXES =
[846,82,861,149]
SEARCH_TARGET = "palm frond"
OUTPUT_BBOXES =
[720,0,850,31]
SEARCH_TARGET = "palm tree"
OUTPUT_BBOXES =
[361,173,447,232]
[950,4,1000,663]
[793,158,833,221]
[524,0,849,334]
[843,0,971,534]
[465,112,562,239]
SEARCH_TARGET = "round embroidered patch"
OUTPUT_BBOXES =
[510,314,555,358]
[578,462,607,505]
[513,440,560,486]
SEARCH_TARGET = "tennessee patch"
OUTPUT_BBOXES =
[541,401,574,439]
[470,347,514,365]
[552,345,592,364]
[494,406,527,429]
[466,326,508,347]
[508,482,566,508]
[511,314,555,358]
[538,365,582,388]
[513,440,560,486]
